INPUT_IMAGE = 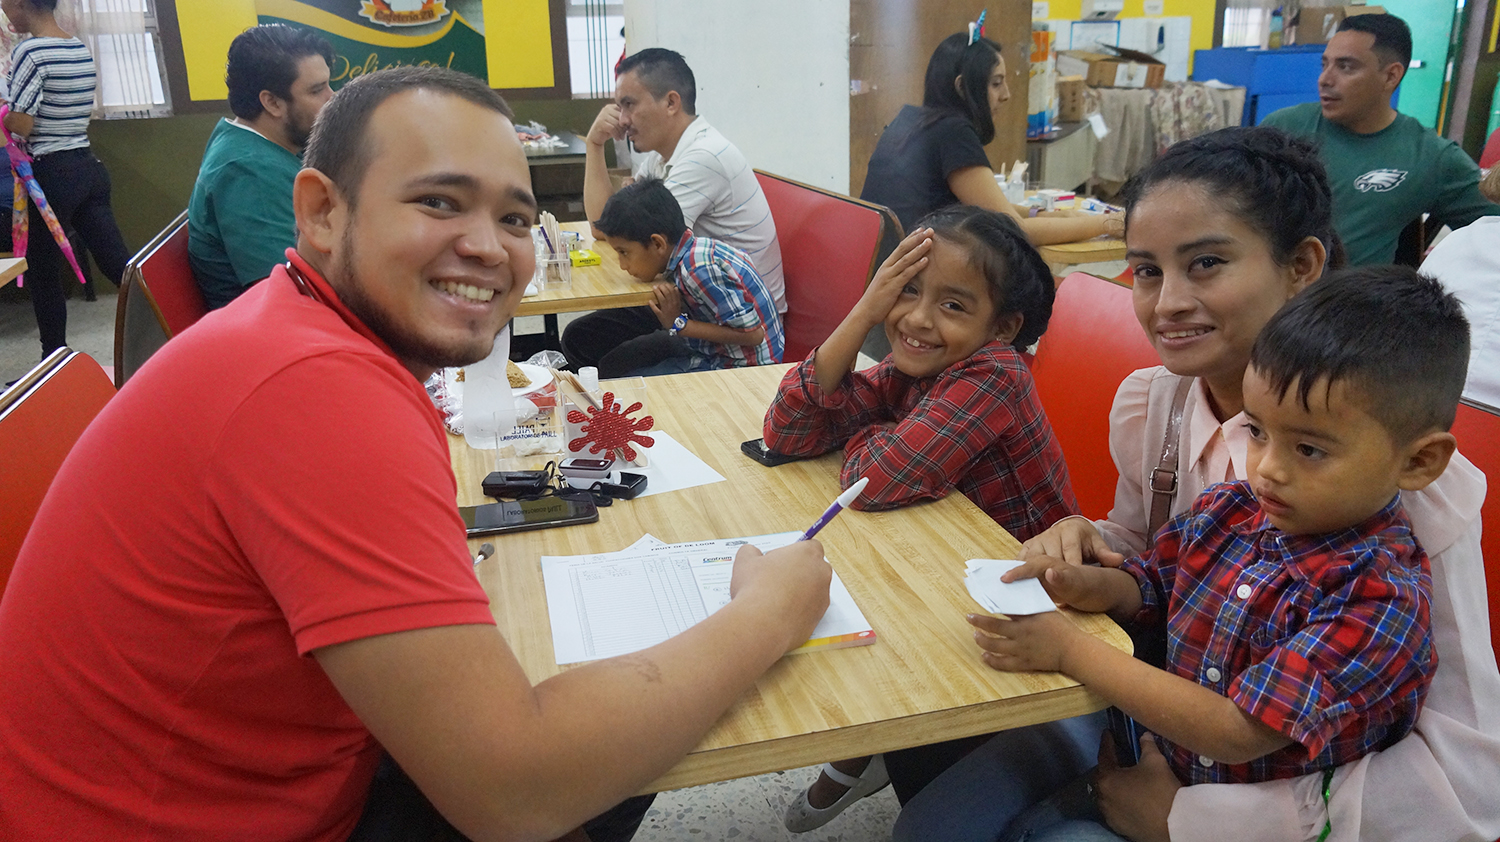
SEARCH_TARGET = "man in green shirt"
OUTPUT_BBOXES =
[189,24,335,309]
[1262,13,1498,266]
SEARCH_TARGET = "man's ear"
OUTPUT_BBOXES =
[292,168,344,257]
[259,89,288,121]
[663,90,682,116]
[1396,430,1457,493]
[992,312,1024,346]
[1382,61,1406,93]
[1288,235,1328,293]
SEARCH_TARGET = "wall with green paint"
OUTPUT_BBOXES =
[86,97,608,261]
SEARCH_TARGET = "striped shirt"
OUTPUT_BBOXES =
[633,116,786,312]
[8,36,95,157]
[666,230,782,368]
[1120,482,1433,785]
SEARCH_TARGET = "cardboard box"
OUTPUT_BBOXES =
[1293,5,1384,46]
[1057,49,1165,89]
[1056,75,1088,121]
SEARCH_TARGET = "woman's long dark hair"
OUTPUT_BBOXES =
[921,32,1003,145]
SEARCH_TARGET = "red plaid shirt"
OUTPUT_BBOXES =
[762,344,1078,540]
[1120,481,1434,785]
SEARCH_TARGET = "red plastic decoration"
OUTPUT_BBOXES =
[566,392,655,461]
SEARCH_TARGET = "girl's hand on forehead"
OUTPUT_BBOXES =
[849,227,933,330]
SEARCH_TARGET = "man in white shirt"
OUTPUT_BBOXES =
[565,48,786,375]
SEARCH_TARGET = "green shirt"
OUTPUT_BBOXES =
[188,119,302,309]
[1262,103,1500,266]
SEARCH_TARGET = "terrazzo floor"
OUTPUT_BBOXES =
[2,288,902,841]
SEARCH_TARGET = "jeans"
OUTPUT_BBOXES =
[890,713,1106,842]
[561,306,683,379]
[1000,775,1127,842]
[346,754,655,842]
[24,147,129,355]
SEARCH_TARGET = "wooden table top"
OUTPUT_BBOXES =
[450,364,1130,793]
[515,222,654,318]
[0,256,27,288]
[1036,237,1127,268]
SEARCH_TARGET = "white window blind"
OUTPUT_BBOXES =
[568,0,625,98]
[0,0,170,119]
[1222,1,1273,48]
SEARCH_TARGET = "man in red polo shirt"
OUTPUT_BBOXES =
[0,66,831,842]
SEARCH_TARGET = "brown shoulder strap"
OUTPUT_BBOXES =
[1147,376,1196,537]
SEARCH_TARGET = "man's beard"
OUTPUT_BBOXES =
[333,225,499,372]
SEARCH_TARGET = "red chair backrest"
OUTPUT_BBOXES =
[1030,272,1161,520]
[0,350,116,598]
[136,212,205,337]
[1450,398,1500,667]
[755,170,900,362]
[1480,128,1500,170]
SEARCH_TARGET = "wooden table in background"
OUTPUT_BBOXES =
[0,257,27,288]
[1037,237,1127,278]
[515,222,653,318]
[450,364,1131,793]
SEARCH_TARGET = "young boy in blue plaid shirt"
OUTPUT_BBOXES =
[581,178,782,378]
[975,266,1468,841]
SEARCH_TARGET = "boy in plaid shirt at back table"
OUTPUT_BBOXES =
[976,266,1469,842]
[583,177,781,378]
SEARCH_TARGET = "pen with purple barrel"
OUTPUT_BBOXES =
[798,477,869,541]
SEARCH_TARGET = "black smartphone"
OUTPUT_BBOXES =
[459,496,598,537]
[1107,706,1144,767]
[740,438,802,468]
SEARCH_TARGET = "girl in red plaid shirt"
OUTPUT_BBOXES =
[769,206,1079,831]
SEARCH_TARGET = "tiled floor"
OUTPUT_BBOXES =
[1,288,902,842]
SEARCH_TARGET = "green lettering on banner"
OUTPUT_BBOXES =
[261,15,485,87]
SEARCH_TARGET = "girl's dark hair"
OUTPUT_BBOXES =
[922,32,1003,145]
[1121,126,1345,271]
[913,205,1055,350]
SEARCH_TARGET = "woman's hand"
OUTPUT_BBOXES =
[845,227,932,333]
[1021,517,1125,568]
[1096,731,1179,842]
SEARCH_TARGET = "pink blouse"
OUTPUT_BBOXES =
[1102,367,1500,842]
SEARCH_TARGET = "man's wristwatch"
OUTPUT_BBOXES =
[668,314,688,336]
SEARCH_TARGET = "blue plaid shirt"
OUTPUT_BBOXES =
[1120,481,1434,785]
[666,230,783,368]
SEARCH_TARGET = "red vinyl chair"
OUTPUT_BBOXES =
[1450,397,1500,670]
[0,349,116,598]
[1479,127,1500,170]
[114,210,207,388]
[755,170,902,362]
[1029,272,1161,520]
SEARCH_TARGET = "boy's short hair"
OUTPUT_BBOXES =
[594,178,688,246]
[1250,265,1469,442]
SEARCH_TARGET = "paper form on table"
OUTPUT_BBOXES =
[542,531,875,665]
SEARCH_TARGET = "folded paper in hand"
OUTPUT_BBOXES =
[964,559,1057,615]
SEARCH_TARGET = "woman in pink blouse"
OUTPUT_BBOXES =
[888,127,1500,842]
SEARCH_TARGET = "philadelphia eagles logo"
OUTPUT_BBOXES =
[1354,169,1408,192]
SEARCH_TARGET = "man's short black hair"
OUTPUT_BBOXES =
[1250,265,1469,443]
[225,24,336,121]
[594,178,687,246]
[1338,13,1413,72]
[302,66,513,207]
[615,48,696,115]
